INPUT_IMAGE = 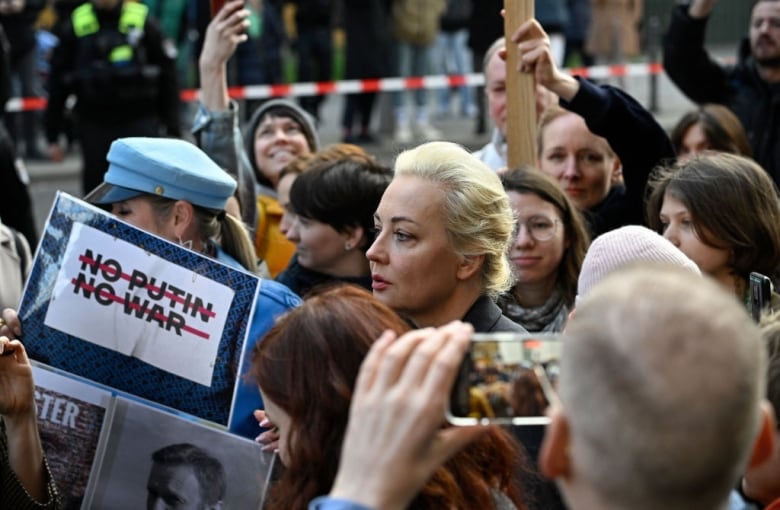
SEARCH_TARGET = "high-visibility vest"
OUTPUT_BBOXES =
[71,1,148,65]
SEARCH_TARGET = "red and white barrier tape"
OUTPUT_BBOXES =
[5,62,665,113]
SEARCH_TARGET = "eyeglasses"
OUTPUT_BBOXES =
[513,215,560,242]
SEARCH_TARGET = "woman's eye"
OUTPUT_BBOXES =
[393,230,411,242]
[370,226,381,239]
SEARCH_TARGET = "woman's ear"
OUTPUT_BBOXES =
[343,225,366,251]
[170,200,196,239]
[456,254,485,281]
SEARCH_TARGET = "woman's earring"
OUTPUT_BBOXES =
[344,243,352,251]
[178,237,193,250]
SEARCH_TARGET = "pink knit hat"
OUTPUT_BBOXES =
[577,225,701,304]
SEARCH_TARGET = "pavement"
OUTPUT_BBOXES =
[22,68,699,236]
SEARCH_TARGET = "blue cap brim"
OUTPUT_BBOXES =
[83,182,145,205]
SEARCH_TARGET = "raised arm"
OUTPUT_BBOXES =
[192,1,258,228]
[662,0,733,105]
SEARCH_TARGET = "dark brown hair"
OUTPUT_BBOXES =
[501,167,590,307]
[670,104,752,158]
[646,152,780,281]
[252,284,527,510]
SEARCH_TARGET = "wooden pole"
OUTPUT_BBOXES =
[503,0,536,169]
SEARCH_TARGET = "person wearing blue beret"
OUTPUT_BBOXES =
[84,136,302,439]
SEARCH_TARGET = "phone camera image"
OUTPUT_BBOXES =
[447,333,562,426]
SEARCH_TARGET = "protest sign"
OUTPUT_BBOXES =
[85,397,274,509]
[19,192,260,425]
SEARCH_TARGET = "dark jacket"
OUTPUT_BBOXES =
[663,5,780,183]
[45,1,180,143]
[462,295,527,333]
[276,254,372,297]
[0,0,45,64]
[561,78,676,237]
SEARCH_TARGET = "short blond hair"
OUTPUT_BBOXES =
[394,142,515,297]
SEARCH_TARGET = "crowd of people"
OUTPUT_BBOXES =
[2,0,780,509]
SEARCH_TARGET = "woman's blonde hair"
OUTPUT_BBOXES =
[147,195,259,274]
[394,142,515,297]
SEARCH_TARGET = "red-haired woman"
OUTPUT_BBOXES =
[251,284,528,509]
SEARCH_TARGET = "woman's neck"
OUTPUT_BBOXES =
[319,251,371,279]
[513,275,558,308]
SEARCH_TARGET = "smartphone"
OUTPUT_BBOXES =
[447,332,562,426]
[210,0,228,18]
[750,272,773,322]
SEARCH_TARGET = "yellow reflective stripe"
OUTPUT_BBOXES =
[72,3,99,38]
[109,45,133,62]
[119,2,148,33]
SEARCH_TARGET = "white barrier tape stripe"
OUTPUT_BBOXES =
[5,63,668,112]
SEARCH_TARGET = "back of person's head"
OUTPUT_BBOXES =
[252,284,526,510]
[279,143,375,181]
[576,225,700,303]
[394,141,515,297]
[562,265,766,510]
[289,157,392,251]
[150,443,226,505]
[501,167,590,306]
[646,152,780,281]
[670,103,752,159]
[509,366,548,417]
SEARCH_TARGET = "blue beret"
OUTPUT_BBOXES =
[84,137,237,211]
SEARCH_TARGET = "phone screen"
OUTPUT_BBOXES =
[447,333,562,426]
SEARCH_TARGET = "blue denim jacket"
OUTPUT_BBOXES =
[215,247,301,439]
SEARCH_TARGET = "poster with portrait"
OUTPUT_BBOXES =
[18,192,261,425]
[32,364,114,510]
[84,397,275,509]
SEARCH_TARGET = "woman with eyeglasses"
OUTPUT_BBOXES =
[497,168,590,332]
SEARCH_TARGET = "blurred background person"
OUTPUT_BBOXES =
[44,0,181,195]
[390,0,445,143]
[0,0,45,160]
[340,0,391,144]
[433,0,475,119]
[586,0,643,67]
[670,103,753,161]
[563,0,593,67]
[0,23,36,248]
[289,0,334,123]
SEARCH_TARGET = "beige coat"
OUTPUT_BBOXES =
[586,0,643,60]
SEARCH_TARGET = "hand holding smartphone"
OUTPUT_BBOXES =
[447,332,562,426]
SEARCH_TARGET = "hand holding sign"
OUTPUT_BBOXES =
[510,19,580,103]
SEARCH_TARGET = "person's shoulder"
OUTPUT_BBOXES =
[259,278,302,310]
